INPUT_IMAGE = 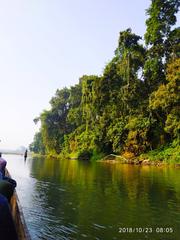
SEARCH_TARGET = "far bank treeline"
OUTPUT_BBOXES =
[30,0,180,162]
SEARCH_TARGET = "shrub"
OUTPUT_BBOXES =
[78,149,93,161]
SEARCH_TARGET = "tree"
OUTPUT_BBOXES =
[67,82,83,129]
[40,88,71,154]
[116,28,145,83]
[30,1,179,159]
[29,132,45,154]
[144,0,180,91]
[149,58,180,144]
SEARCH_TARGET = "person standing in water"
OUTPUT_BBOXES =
[24,149,28,161]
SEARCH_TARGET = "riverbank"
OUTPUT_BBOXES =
[139,144,180,165]
[31,144,180,166]
[98,144,180,167]
[99,155,180,168]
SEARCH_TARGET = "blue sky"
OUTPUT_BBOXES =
[0,0,178,149]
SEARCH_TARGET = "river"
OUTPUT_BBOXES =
[5,154,180,240]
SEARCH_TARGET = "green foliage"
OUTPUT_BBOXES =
[144,0,179,91]
[145,0,179,46]
[77,149,93,161]
[67,82,83,129]
[29,132,45,154]
[124,116,152,155]
[106,119,127,153]
[30,0,179,162]
[165,108,180,138]
[165,27,180,59]
[149,58,180,142]
[39,88,71,154]
[141,144,180,163]
[116,28,145,77]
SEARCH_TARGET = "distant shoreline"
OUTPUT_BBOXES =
[1,151,24,155]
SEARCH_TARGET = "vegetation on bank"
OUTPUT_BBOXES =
[140,144,180,163]
[29,0,180,163]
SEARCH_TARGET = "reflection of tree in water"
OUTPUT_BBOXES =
[29,157,180,239]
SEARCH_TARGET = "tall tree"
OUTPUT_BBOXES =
[144,0,180,91]
[29,132,45,154]
[149,58,180,144]
[40,88,71,154]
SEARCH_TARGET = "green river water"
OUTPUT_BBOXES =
[5,154,180,240]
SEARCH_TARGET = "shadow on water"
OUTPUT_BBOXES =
[6,154,180,240]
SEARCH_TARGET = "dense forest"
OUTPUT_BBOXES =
[30,0,180,162]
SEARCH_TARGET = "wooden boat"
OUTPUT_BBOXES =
[10,190,31,240]
[6,171,31,240]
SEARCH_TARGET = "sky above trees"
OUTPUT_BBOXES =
[0,0,179,149]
